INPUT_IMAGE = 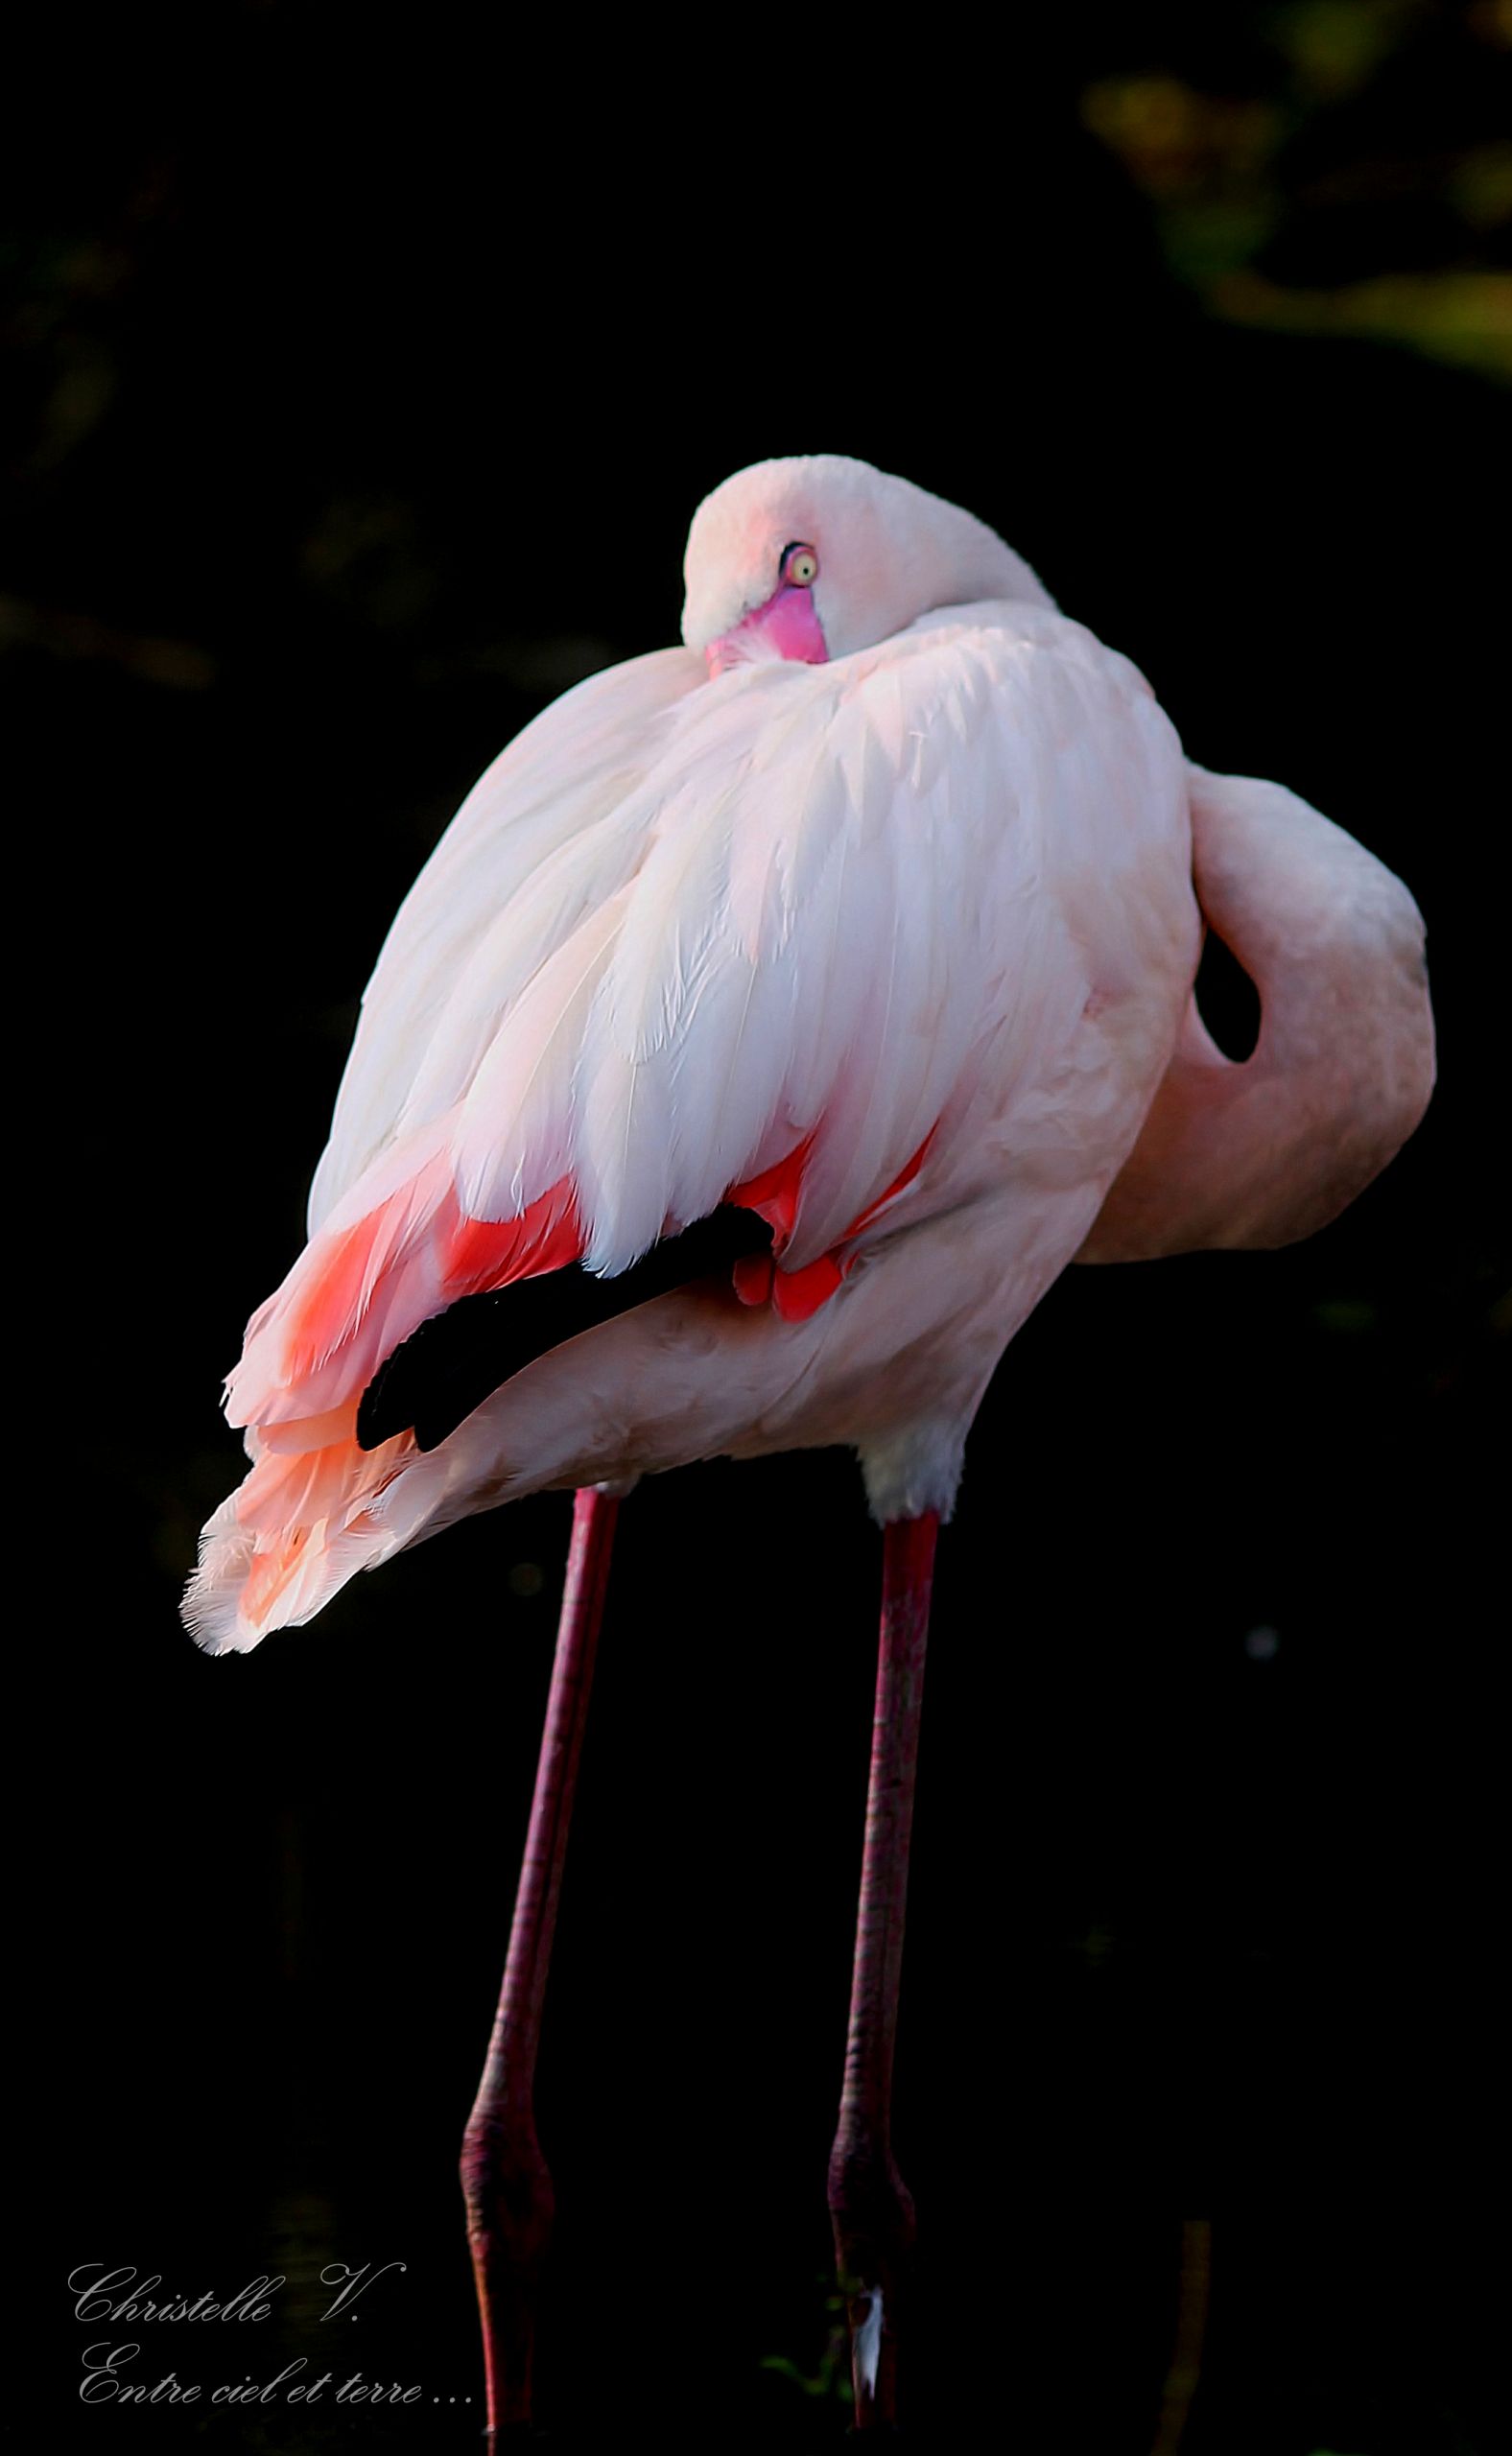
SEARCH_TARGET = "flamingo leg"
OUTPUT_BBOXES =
[829,1509,939,2433]
[461,1485,620,2440]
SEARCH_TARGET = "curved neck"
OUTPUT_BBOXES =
[1079,767,1434,1263]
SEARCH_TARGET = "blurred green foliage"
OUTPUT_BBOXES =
[760,2278,854,2408]
[1081,0,1512,380]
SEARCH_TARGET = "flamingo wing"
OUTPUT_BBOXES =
[230,602,1187,1431]
[191,603,1193,1648]
[308,645,705,1230]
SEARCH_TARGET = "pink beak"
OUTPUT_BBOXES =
[706,583,828,676]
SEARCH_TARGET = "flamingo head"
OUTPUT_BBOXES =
[681,454,1053,675]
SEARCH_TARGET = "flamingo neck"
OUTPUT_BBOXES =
[1079,768,1434,1263]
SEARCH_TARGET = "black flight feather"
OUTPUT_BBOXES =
[356,1206,775,1453]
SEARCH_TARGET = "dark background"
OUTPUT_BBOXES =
[14,7,1507,2450]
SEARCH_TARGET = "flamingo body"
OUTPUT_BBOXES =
[184,457,1432,1654]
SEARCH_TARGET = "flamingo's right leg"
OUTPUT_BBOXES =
[461,1485,619,2440]
[828,1511,939,2433]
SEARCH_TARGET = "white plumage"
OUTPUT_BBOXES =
[185,455,1432,1655]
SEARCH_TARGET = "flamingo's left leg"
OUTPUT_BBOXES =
[828,1510,939,2434]
[461,1484,620,2440]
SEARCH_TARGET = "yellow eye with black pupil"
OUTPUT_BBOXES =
[783,545,818,587]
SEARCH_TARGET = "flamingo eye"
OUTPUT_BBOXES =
[781,543,818,588]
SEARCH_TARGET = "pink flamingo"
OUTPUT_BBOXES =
[184,455,1434,2435]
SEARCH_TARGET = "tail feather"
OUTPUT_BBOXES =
[182,1425,417,1654]
[187,1114,593,1653]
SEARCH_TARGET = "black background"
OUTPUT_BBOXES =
[15,9,1507,2450]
